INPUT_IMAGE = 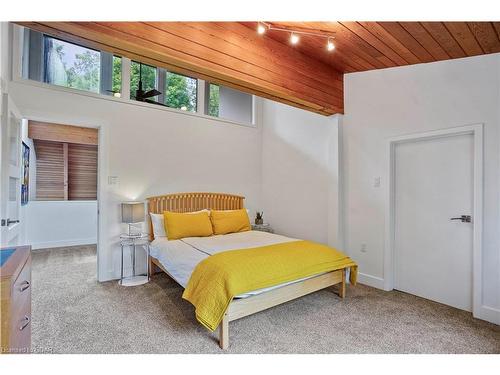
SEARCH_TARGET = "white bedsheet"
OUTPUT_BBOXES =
[150,230,316,298]
[149,239,206,288]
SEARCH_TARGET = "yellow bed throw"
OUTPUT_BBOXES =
[182,240,358,331]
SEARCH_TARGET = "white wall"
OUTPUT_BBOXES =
[261,100,342,247]
[1,22,10,218]
[0,22,9,91]
[26,201,97,249]
[343,53,500,323]
[9,80,263,281]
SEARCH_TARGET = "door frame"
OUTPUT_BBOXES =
[384,124,483,318]
[0,93,23,245]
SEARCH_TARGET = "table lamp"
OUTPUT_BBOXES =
[121,202,145,237]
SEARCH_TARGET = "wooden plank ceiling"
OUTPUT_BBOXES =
[18,22,500,115]
[252,22,500,74]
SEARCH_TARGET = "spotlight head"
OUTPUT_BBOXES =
[257,23,266,34]
[290,33,299,45]
[327,38,335,51]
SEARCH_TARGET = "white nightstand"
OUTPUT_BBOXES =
[251,223,274,233]
[119,233,150,286]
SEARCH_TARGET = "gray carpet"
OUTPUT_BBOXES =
[31,245,499,354]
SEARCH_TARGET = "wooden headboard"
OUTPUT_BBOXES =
[146,192,245,240]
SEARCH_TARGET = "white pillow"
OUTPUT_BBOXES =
[150,209,210,239]
[150,213,167,238]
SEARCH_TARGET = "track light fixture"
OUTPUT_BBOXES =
[327,38,335,51]
[257,22,336,53]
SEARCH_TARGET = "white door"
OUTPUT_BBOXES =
[0,93,23,246]
[394,133,473,311]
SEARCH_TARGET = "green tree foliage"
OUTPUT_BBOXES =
[208,84,220,117]
[66,50,100,92]
[112,56,122,94]
[165,72,197,111]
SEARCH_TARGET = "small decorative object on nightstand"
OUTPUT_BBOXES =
[119,233,150,286]
[251,223,274,233]
[255,211,264,225]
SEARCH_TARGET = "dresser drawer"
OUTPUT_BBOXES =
[11,257,31,315]
[1,246,31,354]
[9,298,31,353]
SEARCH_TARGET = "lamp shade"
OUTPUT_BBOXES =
[121,202,145,224]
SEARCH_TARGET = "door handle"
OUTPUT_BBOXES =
[1,218,20,226]
[450,215,471,223]
[19,315,30,331]
[19,280,30,292]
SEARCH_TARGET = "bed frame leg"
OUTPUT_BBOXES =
[149,256,158,277]
[219,314,229,350]
[148,256,153,277]
[338,269,346,299]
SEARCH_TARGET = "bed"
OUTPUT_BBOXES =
[147,192,356,349]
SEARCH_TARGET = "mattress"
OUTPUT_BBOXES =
[150,230,321,298]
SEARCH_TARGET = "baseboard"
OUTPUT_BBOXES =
[475,305,500,325]
[357,272,385,289]
[31,238,97,250]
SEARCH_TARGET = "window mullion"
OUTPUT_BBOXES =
[157,67,166,105]
[100,51,113,96]
[197,79,206,115]
[27,30,44,81]
[121,57,131,100]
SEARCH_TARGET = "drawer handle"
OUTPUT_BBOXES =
[20,280,30,292]
[19,315,30,331]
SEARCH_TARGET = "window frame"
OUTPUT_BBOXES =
[204,82,255,125]
[12,24,257,128]
[41,34,102,94]
[162,69,199,112]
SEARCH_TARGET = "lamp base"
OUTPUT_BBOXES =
[127,223,142,237]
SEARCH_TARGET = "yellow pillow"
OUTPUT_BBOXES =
[210,209,251,235]
[163,211,213,240]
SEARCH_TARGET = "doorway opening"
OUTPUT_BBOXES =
[18,119,100,278]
